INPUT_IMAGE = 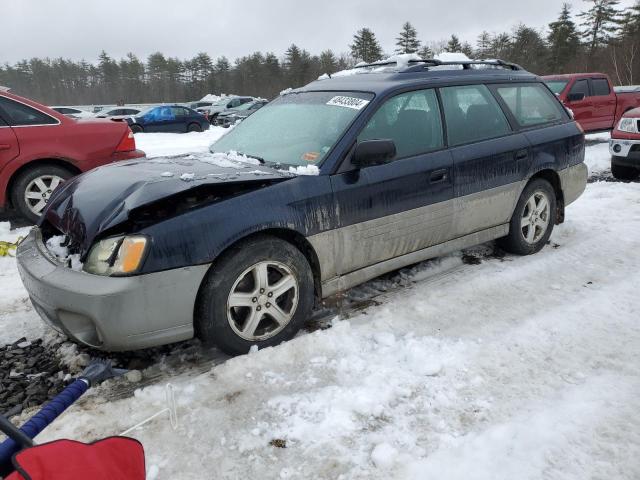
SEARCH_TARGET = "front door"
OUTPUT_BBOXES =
[565,79,595,131]
[0,121,19,167]
[330,88,454,276]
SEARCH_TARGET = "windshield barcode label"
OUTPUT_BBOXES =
[326,96,370,110]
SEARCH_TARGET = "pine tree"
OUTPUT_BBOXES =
[508,24,548,73]
[547,3,581,73]
[461,42,474,58]
[446,35,463,52]
[395,22,421,54]
[476,31,492,58]
[489,33,512,58]
[578,0,621,58]
[418,45,434,59]
[319,50,339,73]
[350,28,383,63]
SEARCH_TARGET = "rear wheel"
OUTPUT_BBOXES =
[611,160,639,180]
[196,235,314,356]
[187,123,202,133]
[130,124,143,134]
[11,165,74,223]
[498,179,556,255]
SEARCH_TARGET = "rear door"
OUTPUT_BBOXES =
[330,88,454,275]
[439,84,529,237]
[590,77,616,129]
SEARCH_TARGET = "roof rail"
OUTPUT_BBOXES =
[0,86,11,92]
[352,58,523,72]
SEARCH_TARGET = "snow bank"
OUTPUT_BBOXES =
[134,128,228,158]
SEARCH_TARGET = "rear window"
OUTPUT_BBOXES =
[0,97,58,126]
[439,84,511,146]
[496,84,567,127]
[592,78,610,96]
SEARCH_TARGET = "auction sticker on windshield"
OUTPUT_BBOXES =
[327,96,370,110]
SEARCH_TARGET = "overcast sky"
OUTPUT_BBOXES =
[2,0,636,64]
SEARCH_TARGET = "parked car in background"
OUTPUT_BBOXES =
[95,107,142,119]
[50,106,94,119]
[0,88,144,222]
[125,105,209,133]
[542,73,640,133]
[609,107,640,180]
[17,59,586,354]
[214,99,268,127]
[200,96,254,124]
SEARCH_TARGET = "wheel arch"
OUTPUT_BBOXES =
[195,227,324,312]
[6,158,81,209]
[527,168,564,224]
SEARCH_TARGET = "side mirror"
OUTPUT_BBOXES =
[353,140,396,168]
[567,92,585,102]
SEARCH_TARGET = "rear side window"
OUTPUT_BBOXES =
[592,78,610,96]
[0,97,58,126]
[439,84,511,146]
[569,79,589,97]
[496,84,566,127]
[359,88,444,159]
[171,107,187,117]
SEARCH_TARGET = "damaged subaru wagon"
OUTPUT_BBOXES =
[17,58,587,355]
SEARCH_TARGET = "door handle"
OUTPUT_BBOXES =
[0,144,12,151]
[515,149,528,161]
[429,169,448,183]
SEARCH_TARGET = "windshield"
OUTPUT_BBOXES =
[214,98,232,106]
[210,91,373,167]
[545,80,569,95]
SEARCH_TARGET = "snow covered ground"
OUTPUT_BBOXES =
[1,132,639,479]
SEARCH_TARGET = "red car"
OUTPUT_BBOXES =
[609,107,640,180]
[0,88,145,222]
[542,73,640,133]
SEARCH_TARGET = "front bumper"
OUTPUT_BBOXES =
[609,138,640,165]
[16,228,210,351]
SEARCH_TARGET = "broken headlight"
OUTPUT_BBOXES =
[83,235,148,276]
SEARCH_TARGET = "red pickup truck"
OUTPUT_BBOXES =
[542,73,640,133]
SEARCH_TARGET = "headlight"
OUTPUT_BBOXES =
[617,117,638,133]
[83,235,148,276]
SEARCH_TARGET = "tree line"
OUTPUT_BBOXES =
[1,0,638,106]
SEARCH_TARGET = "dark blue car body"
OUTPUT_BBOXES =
[22,60,588,351]
[126,105,210,133]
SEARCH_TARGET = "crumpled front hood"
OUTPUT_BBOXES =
[42,154,295,255]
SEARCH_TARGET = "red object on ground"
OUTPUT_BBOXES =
[6,437,145,480]
[542,73,640,133]
[0,89,145,211]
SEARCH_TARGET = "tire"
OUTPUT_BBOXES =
[498,178,557,256]
[10,165,74,223]
[611,160,639,181]
[187,123,202,133]
[196,235,314,356]
[130,124,143,134]
[209,114,219,126]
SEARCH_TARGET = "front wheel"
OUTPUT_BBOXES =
[498,179,556,255]
[611,160,639,180]
[196,235,314,356]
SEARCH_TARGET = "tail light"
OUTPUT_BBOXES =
[115,128,136,152]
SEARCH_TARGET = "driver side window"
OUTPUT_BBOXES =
[358,89,444,160]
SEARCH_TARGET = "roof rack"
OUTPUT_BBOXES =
[352,58,523,72]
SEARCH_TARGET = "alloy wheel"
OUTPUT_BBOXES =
[520,191,551,244]
[24,175,64,215]
[226,261,299,341]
